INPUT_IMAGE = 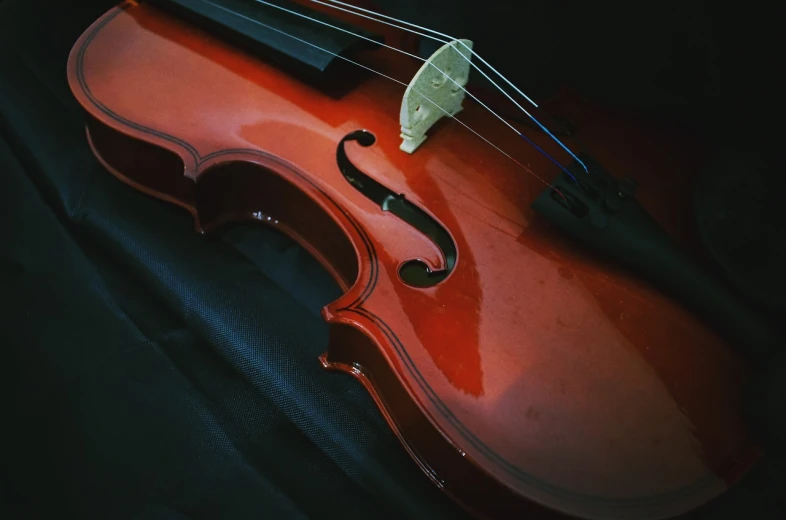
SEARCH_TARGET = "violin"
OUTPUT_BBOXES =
[66,1,781,518]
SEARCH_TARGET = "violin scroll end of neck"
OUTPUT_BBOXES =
[399,39,473,154]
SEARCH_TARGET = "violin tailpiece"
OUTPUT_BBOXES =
[532,159,777,360]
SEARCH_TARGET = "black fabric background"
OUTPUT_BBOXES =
[0,0,783,519]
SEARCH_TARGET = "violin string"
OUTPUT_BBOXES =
[312,0,589,174]
[322,0,538,110]
[200,0,562,192]
[251,0,576,181]
[310,0,538,111]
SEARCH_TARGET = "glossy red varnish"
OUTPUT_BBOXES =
[68,2,762,519]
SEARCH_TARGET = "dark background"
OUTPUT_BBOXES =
[1,0,783,519]
[378,0,782,151]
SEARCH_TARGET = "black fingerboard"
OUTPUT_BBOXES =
[147,0,383,91]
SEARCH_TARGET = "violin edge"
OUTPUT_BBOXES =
[320,321,569,520]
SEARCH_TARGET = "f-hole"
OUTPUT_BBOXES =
[337,130,457,288]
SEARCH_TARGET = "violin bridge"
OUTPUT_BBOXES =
[399,39,473,154]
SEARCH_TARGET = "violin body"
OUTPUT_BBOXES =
[68,2,761,518]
